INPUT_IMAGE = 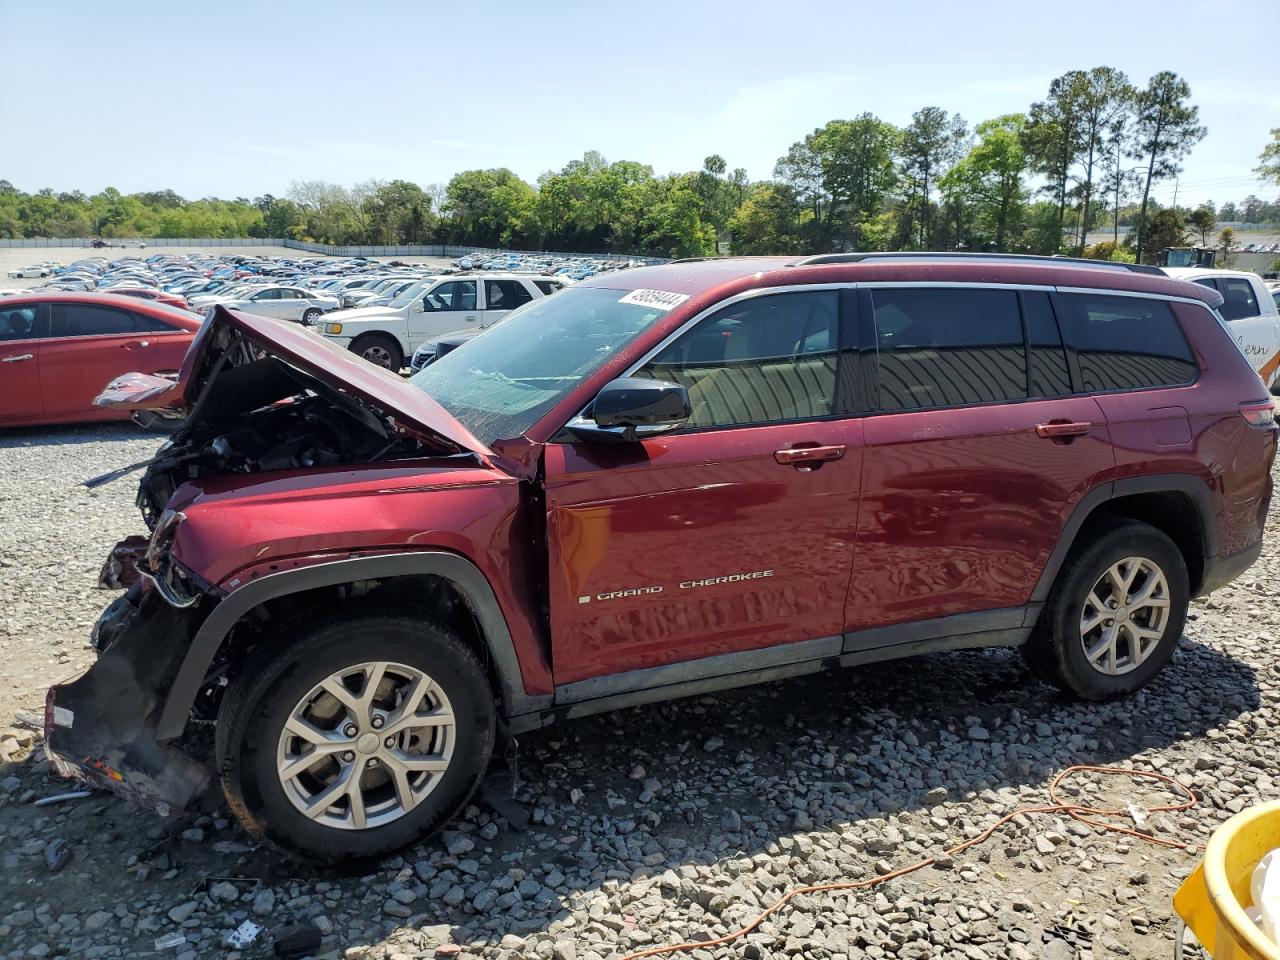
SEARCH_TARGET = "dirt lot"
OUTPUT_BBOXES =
[0,423,1277,960]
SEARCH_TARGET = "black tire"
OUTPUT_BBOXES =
[349,333,403,371]
[216,612,496,862]
[1022,519,1189,699]
[301,308,322,325]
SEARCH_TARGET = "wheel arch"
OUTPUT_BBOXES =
[1032,474,1215,607]
[156,551,546,741]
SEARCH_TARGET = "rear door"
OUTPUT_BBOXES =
[481,278,534,329]
[0,302,48,424]
[847,286,1115,644]
[41,302,164,418]
[543,289,864,694]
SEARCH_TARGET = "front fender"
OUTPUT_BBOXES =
[155,550,550,740]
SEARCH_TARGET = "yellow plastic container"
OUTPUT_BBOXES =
[1174,799,1280,960]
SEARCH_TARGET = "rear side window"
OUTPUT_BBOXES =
[0,305,45,341]
[132,312,178,333]
[1056,294,1196,391]
[485,279,533,310]
[534,280,563,296]
[871,288,1025,410]
[50,303,138,337]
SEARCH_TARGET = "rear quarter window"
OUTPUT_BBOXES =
[1056,294,1197,391]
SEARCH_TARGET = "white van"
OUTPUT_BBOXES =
[1165,267,1280,391]
[320,273,566,370]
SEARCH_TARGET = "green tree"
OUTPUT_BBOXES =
[1218,227,1236,267]
[1255,128,1280,185]
[1187,206,1216,246]
[440,168,535,247]
[1069,67,1133,253]
[1130,71,1206,261]
[1024,71,1087,250]
[941,114,1029,251]
[1145,208,1186,259]
[728,183,806,254]
[898,107,968,246]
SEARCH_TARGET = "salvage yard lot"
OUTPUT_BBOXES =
[0,422,1277,960]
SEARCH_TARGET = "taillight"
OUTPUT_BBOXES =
[1239,400,1277,428]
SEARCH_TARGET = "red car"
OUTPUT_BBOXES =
[48,254,1276,861]
[103,287,191,310]
[0,293,201,427]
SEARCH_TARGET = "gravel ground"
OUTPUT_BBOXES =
[0,425,1277,960]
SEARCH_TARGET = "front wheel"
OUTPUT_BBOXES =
[301,308,322,325]
[1022,519,1189,700]
[215,613,496,861]
[349,332,404,371]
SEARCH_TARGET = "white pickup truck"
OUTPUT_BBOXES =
[1166,267,1280,391]
[320,273,566,370]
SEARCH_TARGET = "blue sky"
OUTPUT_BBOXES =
[1,0,1276,208]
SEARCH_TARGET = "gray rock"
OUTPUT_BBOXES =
[167,901,198,924]
[252,888,275,917]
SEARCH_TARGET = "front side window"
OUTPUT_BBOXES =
[0,305,44,342]
[425,280,477,312]
[872,288,1025,411]
[251,288,281,301]
[1056,293,1197,391]
[637,291,838,429]
[409,286,670,444]
[50,303,137,337]
[1219,278,1261,321]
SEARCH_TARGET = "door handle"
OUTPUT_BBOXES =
[1,354,33,363]
[464,315,478,322]
[1035,420,1092,440]
[774,444,846,468]
[122,340,151,350]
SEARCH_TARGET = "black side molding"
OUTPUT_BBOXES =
[155,551,551,740]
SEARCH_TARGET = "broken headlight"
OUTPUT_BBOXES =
[140,510,201,608]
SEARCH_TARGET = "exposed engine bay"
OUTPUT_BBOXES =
[88,320,457,529]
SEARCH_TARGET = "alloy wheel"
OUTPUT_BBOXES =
[362,345,393,368]
[1078,557,1170,676]
[275,661,455,831]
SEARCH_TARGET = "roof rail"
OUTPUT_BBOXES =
[789,251,1166,276]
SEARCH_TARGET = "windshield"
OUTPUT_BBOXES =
[409,285,671,445]
[390,278,434,307]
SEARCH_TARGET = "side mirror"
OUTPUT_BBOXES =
[412,299,426,313]
[568,378,690,443]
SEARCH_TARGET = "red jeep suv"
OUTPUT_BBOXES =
[46,253,1276,861]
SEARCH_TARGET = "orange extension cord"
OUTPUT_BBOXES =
[619,765,1198,960]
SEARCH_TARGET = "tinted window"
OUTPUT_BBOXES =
[425,280,476,312]
[1220,278,1261,321]
[1057,294,1196,391]
[132,311,178,333]
[872,288,1025,410]
[251,288,281,301]
[638,291,838,429]
[1024,292,1072,397]
[50,303,137,337]
[485,279,533,311]
[534,280,563,296]
[0,305,44,341]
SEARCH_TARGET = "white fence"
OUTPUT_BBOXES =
[0,237,669,263]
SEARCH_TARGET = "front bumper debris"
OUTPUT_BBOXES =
[45,586,212,816]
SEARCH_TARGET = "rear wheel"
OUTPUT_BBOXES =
[350,333,403,371]
[1022,519,1189,699]
[216,613,495,861]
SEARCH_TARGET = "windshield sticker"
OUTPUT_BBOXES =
[618,289,690,311]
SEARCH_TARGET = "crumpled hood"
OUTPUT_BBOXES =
[94,305,493,460]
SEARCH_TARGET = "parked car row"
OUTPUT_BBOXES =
[451,252,660,280]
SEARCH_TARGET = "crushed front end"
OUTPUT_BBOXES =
[45,568,215,815]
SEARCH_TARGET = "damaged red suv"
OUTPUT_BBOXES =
[47,254,1276,861]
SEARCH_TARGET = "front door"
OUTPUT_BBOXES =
[409,280,478,350]
[41,302,161,418]
[543,290,864,695]
[847,287,1116,639]
[0,302,47,425]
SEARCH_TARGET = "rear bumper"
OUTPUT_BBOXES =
[44,586,211,815]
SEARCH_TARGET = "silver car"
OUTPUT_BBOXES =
[205,285,339,324]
